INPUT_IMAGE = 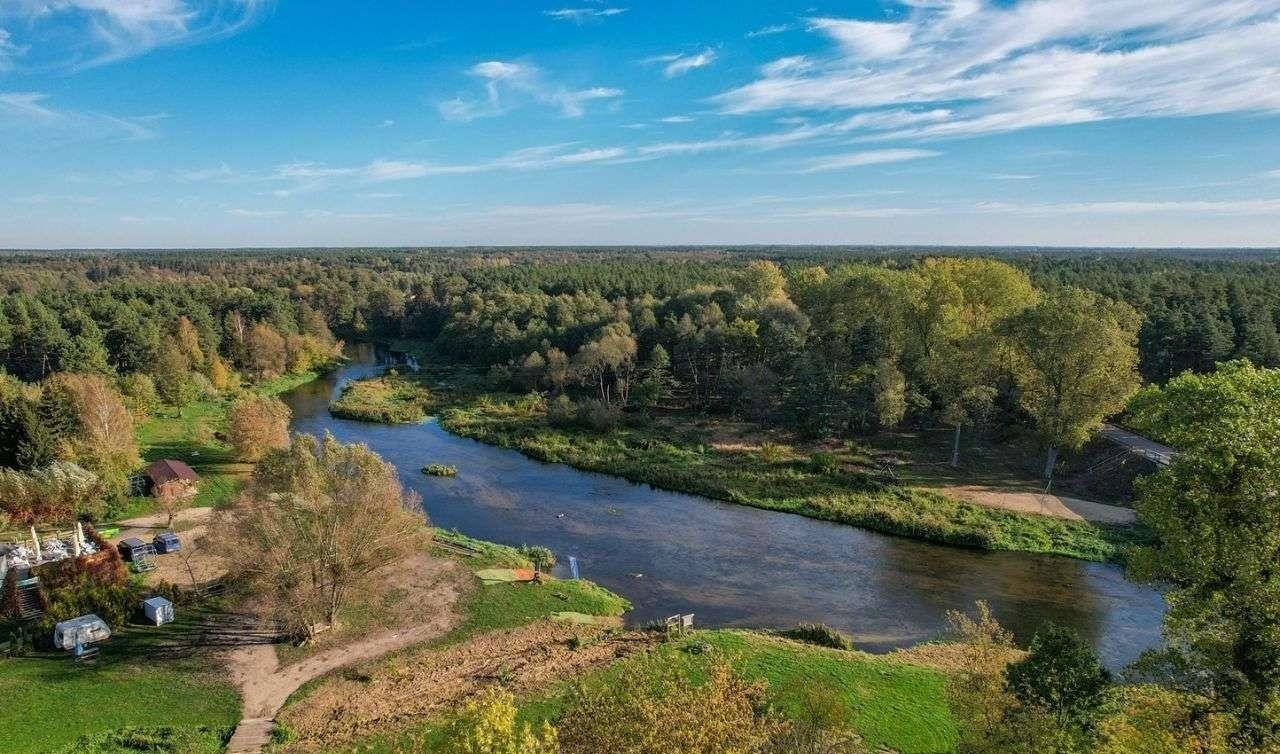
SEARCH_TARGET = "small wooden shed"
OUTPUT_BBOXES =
[141,459,200,499]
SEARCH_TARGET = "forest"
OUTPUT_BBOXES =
[3,247,1278,499]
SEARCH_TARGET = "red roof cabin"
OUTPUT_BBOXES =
[142,459,201,499]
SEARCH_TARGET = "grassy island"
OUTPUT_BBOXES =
[329,372,431,424]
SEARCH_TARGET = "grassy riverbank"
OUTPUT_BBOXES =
[329,372,431,424]
[276,531,954,754]
[437,393,1137,562]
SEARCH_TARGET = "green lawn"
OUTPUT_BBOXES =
[0,608,241,754]
[438,394,1138,562]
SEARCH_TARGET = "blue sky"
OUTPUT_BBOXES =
[2,0,1279,248]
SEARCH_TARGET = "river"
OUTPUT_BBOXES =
[281,345,1165,667]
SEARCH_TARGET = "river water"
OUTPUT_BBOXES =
[281,346,1165,667]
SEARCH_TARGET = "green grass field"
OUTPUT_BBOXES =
[438,394,1138,562]
[0,608,240,754]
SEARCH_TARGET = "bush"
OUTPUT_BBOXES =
[575,399,622,431]
[547,395,578,427]
[808,452,842,475]
[422,464,458,477]
[758,442,790,464]
[519,545,556,573]
[39,571,142,633]
[781,623,854,651]
[1006,623,1111,728]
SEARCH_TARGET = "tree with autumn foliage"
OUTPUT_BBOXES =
[227,393,292,461]
[211,434,428,637]
[42,372,140,495]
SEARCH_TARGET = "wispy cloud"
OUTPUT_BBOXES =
[644,49,716,78]
[1268,168,1280,178]
[660,115,694,124]
[717,0,1280,140]
[439,60,622,120]
[747,23,793,38]
[797,148,941,173]
[0,0,268,69]
[266,144,630,195]
[0,91,163,141]
[544,7,627,22]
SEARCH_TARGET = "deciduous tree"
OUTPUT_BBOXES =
[1128,361,1280,745]
[212,434,428,637]
[1003,288,1140,485]
[227,393,292,461]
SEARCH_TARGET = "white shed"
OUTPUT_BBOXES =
[52,614,111,650]
[141,596,175,626]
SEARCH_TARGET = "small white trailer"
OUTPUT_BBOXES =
[52,614,111,650]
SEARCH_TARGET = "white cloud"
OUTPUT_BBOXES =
[798,148,941,173]
[808,18,912,59]
[265,144,630,194]
[759,56,812,77]
[660,115,694,123]
[747,23,793,38]
[0,91,161,141]
[377,119,395,128]
[1268,168,1280,178]
[644,49,716,78]
[440,60,622,120]
[0,28,26,69]
[544,7,627,22]
[1,0,267,68]
[716,0,1280,140]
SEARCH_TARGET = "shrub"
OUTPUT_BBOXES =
[547,395,577,428]
[440,687,558,754]
[758,442,790,464]
[808,452,842,475]
[519,545,556,574]
[558,657,778,754]
[422,464,458,477]
[575,399,622,431]
[1006,623,1111,728]
[39,571,141,631]
[781,623,854,651]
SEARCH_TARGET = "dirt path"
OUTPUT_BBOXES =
[219,552,465,754]
[942,485,1137,525]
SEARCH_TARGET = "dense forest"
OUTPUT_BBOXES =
[2,248,1278,468]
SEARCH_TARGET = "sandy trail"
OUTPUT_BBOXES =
[942,485,1137,525]
[217,552,464,753]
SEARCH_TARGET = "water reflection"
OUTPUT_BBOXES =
[282,345,1164,667]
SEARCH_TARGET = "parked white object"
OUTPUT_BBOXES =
[141,597,175,626]
[52,614,112,650]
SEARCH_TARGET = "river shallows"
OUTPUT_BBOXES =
[283,346,1164,667]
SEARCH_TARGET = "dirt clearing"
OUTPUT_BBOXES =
[277,619,655,749]
[941,485,1137,524]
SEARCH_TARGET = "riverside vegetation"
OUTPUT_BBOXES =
[329,371,431,424]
